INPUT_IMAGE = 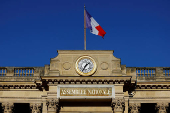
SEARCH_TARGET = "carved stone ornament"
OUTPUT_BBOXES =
[129,103,141,113]
[129,91,136,97]
[156,102,169,113]
[7,68,14,73]
[63,62,71,70]
[111,98,125,113]
[101,62,109,70]
[46,99,60,112]
[2,103,14,113]
[30,103,41,113]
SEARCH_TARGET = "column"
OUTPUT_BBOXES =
[111,98,125,113]
[2,103,14,113]
[30,103,41,113]
[42,101,47,113]
[46,99,60,113]
[129,103,141,113]
[156,102,169,113]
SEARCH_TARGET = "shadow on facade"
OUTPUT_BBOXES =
[13,103,30,113]
[0,102,170,112]
[141,103,156,113]
[140,103,170,113]
[0,103,2,113]
[60,102,111,107]
[168,103,170,113]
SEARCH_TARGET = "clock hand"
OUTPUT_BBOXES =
[82,62,90,72]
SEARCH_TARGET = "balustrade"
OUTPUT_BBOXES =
[136,68,156,77]
[0,68,7,76]
[1,66,170,82]
[0,67,44,77]
[133,67,170,81]
[14,68,34,77]
[163,68,170,76]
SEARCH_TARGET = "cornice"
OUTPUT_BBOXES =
[57,50,114,54]
[0,81,39,90]
[136,81,170,90]
[41,76,132,85]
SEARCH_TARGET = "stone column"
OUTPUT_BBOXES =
[46,99,60,113]
[129,103,141,113]
[111,98,125,113]
[42,101,48,113]
[30,103,41,113]
[2,103,14,113]
[156,102,169,113]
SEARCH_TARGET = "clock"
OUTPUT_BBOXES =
[75,56,97,76]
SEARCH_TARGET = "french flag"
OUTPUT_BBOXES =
[85,10,106,38]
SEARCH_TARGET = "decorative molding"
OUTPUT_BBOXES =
[46,99,60,113]
[41,76,131,85]
[156,102,169,113]
[0,76,40,82]
[63,62,71,70]
[129,103,141,113]
[0,84,37,90]
[2,103,14,113]
[136,85,170,90]
[111,98,125,113]
[30,103,41,113]
[100,62,109,70]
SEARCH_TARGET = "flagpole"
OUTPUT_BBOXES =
[84,5,86,50]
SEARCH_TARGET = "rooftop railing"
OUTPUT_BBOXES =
[163,68,170,76]
[126,67,170,81]
[0,68,7,76]
[136,68,156,77]
[0,66,170,81]
[0,67,44,81]
[14,68,34,77]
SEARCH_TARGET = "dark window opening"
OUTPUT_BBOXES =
[140,103,156,113]
[14,103,30,113]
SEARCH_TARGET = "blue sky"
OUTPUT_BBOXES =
[0,0,170,67]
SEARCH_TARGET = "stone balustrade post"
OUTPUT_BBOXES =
[46,99,60,113]
[2,103,14,113]
[129,103,141,113]
[30,103,41,113]
[111,98,125,113]
[44,65,50,76]
[156,67,163,77]
[156,102,169,113]
[126,67,136,82]
[6,67,14,77]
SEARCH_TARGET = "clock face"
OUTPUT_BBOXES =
[75,56,97,76]
[78,59,93,73]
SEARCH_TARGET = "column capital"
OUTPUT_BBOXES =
[2,102,14,113]
[111,98,125,113]
[30,103,41,113]
[129,103,141,113]
[156,102,169,113]
[46,98,60,112]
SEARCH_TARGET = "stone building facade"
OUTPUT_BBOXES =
[0,50,170,113]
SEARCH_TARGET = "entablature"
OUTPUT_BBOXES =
[0,81,38,90]
[136,81,170,90]
[41,76,132,84]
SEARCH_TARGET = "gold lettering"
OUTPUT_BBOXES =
[60,87,112,96]
[61,89,66,95]
[99,90,102,94]
[107,90,110,95]
[87,90,91,94]
[103,90,106,94]
[71,90,75,94]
